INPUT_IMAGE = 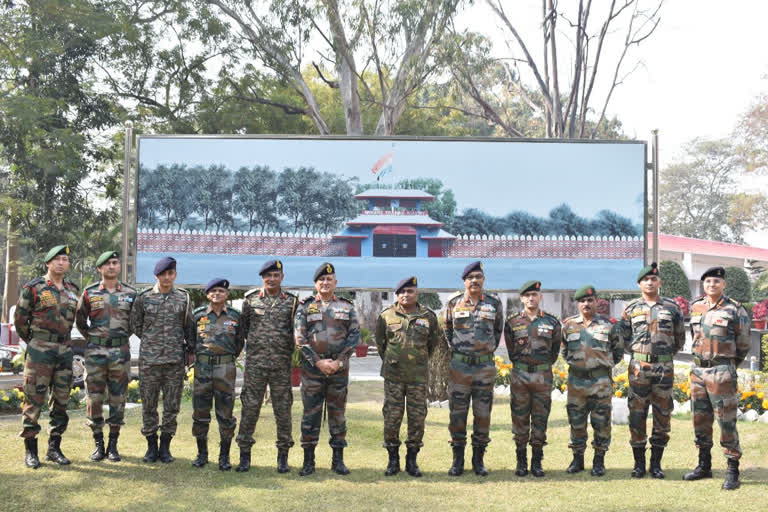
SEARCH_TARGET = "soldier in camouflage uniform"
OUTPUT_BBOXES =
[75,250,136,463]
[560,285,623,477]
[375,276,441,477]
[444,261,504,477]
[683,266,750,491]
[15,245,79,468]
[504,280,561,478]
[619,263,685,479]
[190,278,244,471]
[235,260,298,474]
[294,262,360,476]
[129,256,194,464]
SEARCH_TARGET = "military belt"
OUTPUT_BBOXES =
[693,356,734,368]
[197,354,235,365]
[632,352,673,363]
[31,329,66,343]
[452,353,494,365]
[568,366,611,379]
[512,362,551,373]
[88,335,128,347]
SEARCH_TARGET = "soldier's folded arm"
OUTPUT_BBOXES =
[13,286,36,342]
[375,313,388,361]
[294,310,320,365]
[336,308,360,364]
[618,310,632,354]
[239,298,251,349]
[129,292,144,339]
[183,291,195,353]
[503,318,514,359]
[235,314,245,358]
[559,327,568,360]
[428,313,443,357]
[443,306,454,347]
[610,325,624,365]
[550,321,562,364]
[493,305,504,351]
[673,306,686,353]
[74,289,90,339]
[734,307,751,367]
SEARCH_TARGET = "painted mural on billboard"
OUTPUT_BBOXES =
[135,136,645,290]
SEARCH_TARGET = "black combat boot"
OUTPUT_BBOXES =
[405,447,422,477]
[143,434,159,463]
[566,451,584,474]
[298,446,315,476]
[515,446,528,477]
[91,432,106,462]
[631,447,646,478]
[649,446,665,479]
[46,436,71,465]
[218,439,232,471]
[235,449,251,473]
[590,452,606,477]
[683,448,712,481]
[192,437,207,467]
[721,458,740,490]
[448,445,464,476]
[106,432,121,462]
[276,448,290,473]
[530,446,545,477]
[158,433,174,463]
[24,438,40,469]
[471,445,488,476]
[331,447,350,475]
[385,446,400,476]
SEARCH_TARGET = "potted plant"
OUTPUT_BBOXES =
[752,300,768,330]
[291,346,302,387]
[355,327,371,357]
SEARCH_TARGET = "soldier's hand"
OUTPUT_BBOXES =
[315,358,336,375]
[186,353,195,366]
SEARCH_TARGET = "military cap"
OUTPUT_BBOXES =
[95,250,119,268]
[519,280,541,294]
[205,277,230,293]
[637,262,660,282]
[574,285,597,301]
[395,276,418,295]
[259,259,283,276]
[313,262,335,282]
[700,266,725,281]
[44,245,70,263]
[153,256,176,276]
[462,261,484,280]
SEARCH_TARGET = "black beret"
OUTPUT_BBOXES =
[313,262,335,282]
[637,262,659,282]
[519,280,541,294]
[44,245,69,263]
[574,285,597,301]
[395,276,418,295]
[205,278,229,293]
[700,266,725,281]
[462,261,484,280]
[259,259,283,276]
[95,251,119,268]
[153,256,176,276]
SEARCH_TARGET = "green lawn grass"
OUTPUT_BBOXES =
[0,381,766,511]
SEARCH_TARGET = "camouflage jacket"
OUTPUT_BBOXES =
[504,309,562,365]
[129,284,194,366]
[619,296,685,357]
[689,295,750,366]
[241,287,297,369]
[14,276,79,342]
[75,281,136,342]
[294,294,360,368]
[560,314,623,370]
[444,290,504,356]
[375,302,442,384]
[191,305,244,357]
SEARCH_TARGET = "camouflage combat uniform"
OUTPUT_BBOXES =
[444,291,504,448]
[75,281,137,434]
[561,314,623,454]
[15,277,80,439]
[191,305,243,441]
[689,295,750,460]
[375,302,441,449]
[294,293,360,448]
[129,284,193,437]
[236,288,298,451]
[504,310,561,448]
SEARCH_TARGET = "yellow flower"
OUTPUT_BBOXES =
[560,384,566,391]
[2,396,9,402]
[746,403,752,409]
[128,380,139,390]
[615,390,623,398]
[762,399,768,410]
[14,388,22,398]
[137,399,142,403]
[499,368,509,377]
[758,392,765,400]
[559,371,566,379]
[494,356,503,364]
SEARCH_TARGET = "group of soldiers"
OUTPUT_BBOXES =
[14,246,750,490]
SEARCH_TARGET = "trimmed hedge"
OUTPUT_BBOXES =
[659,260,691,300]
[724,266,751,303]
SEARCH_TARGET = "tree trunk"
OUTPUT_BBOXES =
[2,216,20,324]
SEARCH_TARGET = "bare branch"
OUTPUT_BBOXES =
[312,62,339,88]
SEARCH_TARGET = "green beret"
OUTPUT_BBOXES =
[44,245,69,263]
[637,262,659,282]
[519,280,541,294]
[95,251,119,268]
[574,285,597,301]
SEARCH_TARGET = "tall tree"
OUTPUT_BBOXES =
[232,165,279,232]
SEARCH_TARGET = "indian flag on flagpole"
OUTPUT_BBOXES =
[370,151,393,181]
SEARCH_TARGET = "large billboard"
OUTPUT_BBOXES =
[135,136,646,290]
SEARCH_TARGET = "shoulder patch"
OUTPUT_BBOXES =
[301,295,316,305]
[447,290,463,303]
[283,290,298,298]
[120,282,138,293]
[85,282,101,292]
[226,306,241,318]
[484,291,500,302]
[138,287,153,296]
[193,305,207,314]
[244,287,260,298]
[337,296,354,305]
[724,296,741,307]
[542,310,559,321]
[691,296,705,304]
[563,314,579,323]
[26,277,45,288]
[65,280,80,292]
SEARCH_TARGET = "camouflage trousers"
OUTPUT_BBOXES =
[139,362,185,437]
[300,366,348,448]
[84,344,130,433]
[690,364,741,460]
[382,380,428,449]
[19,338,73,439]
[448,359,495,448]
[192,360,236,440]
[628,359,674,448]
[566,371,613,454]
[509,366,553,448]
[236,363,294,451]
